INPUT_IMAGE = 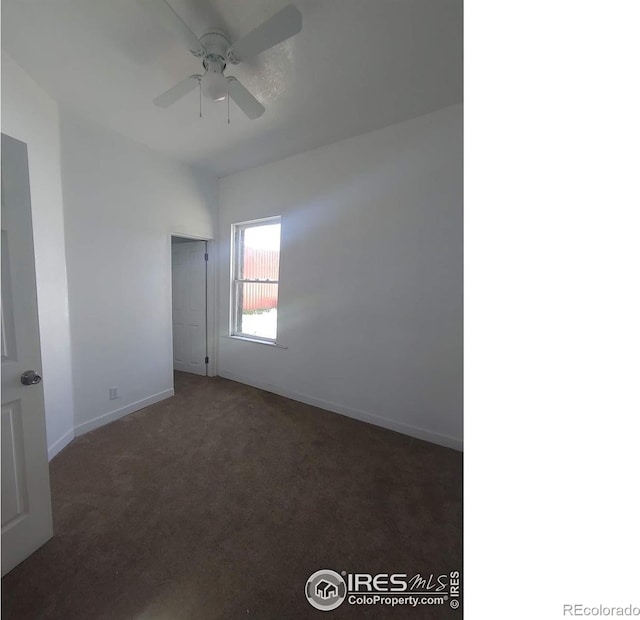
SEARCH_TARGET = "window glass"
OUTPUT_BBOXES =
[232,218,281,341]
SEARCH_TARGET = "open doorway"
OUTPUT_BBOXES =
[170,235,213,380]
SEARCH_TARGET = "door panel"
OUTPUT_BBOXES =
[1,401,29,528]
[1,134,53,576]
[171,240,207,376]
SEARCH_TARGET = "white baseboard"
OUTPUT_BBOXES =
[74,388,175,437]
[217,371,463,451]
[48,428,75,461]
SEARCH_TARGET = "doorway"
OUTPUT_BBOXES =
[170,235,213,378]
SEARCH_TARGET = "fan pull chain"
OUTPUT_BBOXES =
[227,85,230,124]
[199,79,202,118]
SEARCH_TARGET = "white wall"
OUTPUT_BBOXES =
[58,110,217,433]
[1,54,76,459]
[217,104,463,450]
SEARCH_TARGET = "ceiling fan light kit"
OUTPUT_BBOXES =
[140,1,302,121]
[201,60,227,102]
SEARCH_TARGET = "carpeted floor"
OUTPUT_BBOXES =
[2,372,462,619]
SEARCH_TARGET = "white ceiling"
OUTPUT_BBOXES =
[2,0,462,177]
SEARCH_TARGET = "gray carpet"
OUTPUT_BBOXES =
[2,372,462,619]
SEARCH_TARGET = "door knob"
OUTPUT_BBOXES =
[21,370,42,386]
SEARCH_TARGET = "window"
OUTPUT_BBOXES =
[231,217,281,342]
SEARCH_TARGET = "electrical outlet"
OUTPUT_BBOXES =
[109,386,120,400]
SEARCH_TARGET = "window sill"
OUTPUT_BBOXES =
[226,335,288,349]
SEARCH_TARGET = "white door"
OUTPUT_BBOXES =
[171,240,207,376]
[1,134,53,576]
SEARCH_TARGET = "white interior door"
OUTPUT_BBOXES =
[171,240,207,376]
[1,134,53,576]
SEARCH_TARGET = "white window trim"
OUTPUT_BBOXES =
[230,216,281,343]
[225,335,287,349]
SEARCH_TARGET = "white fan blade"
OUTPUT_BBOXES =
[154,75,201,108]
[227,77,265,120]
[137,0,205,55]
[230,4,301,62]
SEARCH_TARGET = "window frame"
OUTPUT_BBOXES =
[230,216,281,343]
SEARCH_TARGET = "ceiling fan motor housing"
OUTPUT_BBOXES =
[198,30,231,70]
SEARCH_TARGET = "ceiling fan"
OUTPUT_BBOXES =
[138,1,302,119]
